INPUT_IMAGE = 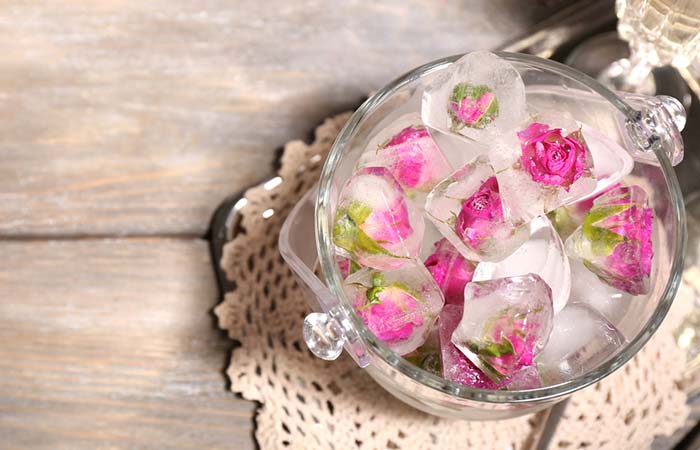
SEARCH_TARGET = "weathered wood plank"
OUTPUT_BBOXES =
[0,0,566,236]
[0,238,256,449]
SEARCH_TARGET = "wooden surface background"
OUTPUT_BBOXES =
[0,1,570,448]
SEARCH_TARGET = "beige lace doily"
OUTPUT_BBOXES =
[214,113,690,450]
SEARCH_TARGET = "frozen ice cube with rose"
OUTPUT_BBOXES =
[565,185,654,295]
[421,51,527,142]
[536,303,626,384]
[439,304,543,390]
[493,112,597,222]
[438,304,499,389]
[424,238,477,305]
[344,261,444,355]
[333,166,425,270]
[356,113,452,194]
[473,216,571,314]
[424,155,529,262]
[451,274,554,382]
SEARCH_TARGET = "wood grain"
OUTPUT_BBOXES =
[0,0,567,237]
[0,238,256,449]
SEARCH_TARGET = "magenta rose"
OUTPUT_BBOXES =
[424,238,476,304]
[518,122,593,191]
[360,197,413,244]
[333,166,422,269]
[448,83,499,130]
[464,308,540,380]
[379,125,452,192]
[573,185,654,295]
[355,274,425,342]
[455,176,504,249]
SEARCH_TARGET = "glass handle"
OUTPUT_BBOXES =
[280,185,371,368]
[618,92,686,167]
[303,312,347,361]
[303,309,371,367]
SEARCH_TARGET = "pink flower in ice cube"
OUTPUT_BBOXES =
[518,122,593,191]
[355,274,425,342]
[482,311,538,375]
[448,83,499,130]
[333,167,421,268]
[424,238,476,304]
[378,125,451,192]
[569,185,654,295]
[360,197,413,245]
[455,176,504,250]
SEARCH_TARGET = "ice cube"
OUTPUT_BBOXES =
[536,303,626,384]
[424,155,529,262]
[429,127,490,169]
[473,216,571,314]
[452,274,554,382]
[438,304,498,389]
[565,185,654,295]
[424,238,476,305]
[581,124,634,200]
[333,166,425,270]
[356,113,452,193]
[403,326,442,376]
[569,259,633,326]
[422,51,526,143]
[501,365,542,390]
[343,260,444,355]
[493,112,598,223]
[548,182,624,241]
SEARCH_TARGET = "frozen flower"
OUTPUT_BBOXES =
[448,83,499,130]
[333,167,423,270]
[424,238,476,304]
[565,185,654,295]
[518,122,593,190]
[455,176,503,250]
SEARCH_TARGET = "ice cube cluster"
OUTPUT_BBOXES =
[331,51,653,390]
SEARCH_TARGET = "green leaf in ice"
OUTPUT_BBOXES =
[582,204,630,256]
[467,337,514,358]
[333,202,395,257]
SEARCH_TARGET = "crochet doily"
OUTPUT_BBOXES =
[214,113,690,450]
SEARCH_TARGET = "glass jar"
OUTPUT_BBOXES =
[280,52,686,420]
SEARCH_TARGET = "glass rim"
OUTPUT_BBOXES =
[315,51,686,404]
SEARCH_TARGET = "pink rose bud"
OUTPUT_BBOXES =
[455,176,504,250]
[451,274,553,382]
[518,122,593,191]
[425,155,529,262]
[344,262,444,355]
[333,167,424,270]
[448,83,499,131]
[377,125,452,192]
[565,185,654,295]
[424,239,476,304]
[356,280,425,342]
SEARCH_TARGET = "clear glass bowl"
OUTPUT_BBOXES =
[280,52,686,420]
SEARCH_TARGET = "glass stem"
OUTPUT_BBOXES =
[624,54,654,88]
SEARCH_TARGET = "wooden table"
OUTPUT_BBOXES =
[0,1,570,448]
